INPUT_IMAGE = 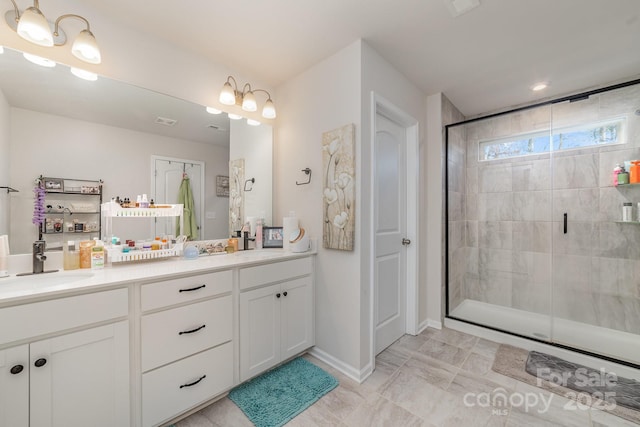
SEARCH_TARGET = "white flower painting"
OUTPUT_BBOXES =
[229,158,245,235]
[322,124,355,251]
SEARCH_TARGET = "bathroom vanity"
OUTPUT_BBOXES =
[0,250,315,427]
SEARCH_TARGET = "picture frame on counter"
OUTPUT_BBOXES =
[262,226,284,248]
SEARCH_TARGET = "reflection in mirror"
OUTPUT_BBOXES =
[0,47,272,254]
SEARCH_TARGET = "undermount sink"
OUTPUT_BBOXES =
[1,271,94,287]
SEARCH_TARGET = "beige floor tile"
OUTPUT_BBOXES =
[174,412,216,427]
[591,408,640,427]
[447,370,511,399]
[418,339,470,367]
[198,398,253,427]
[391,333,430,353]
[377,345,412,368]
[380,370,459,424]
[472,339,501,360]
[428,328,479,351]
[400,352,459,390]
[284,401,344,426]
[462,352,494,375]
[343,395,424,427]
[312,383,367,421]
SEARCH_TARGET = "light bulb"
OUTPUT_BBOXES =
[17,7,54,47]
[242,91,257,112]
[219,82,236,105]
[71,30,101,64]
[262,98,276,119]
[71,67,98,81]
[23,52,56,67]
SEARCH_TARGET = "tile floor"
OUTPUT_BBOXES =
[174,328,639,427]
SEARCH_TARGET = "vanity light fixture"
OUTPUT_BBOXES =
[206,106,222,115]
[5,0,101,64]
[219,75,276,119]
[246,119,261,126]
[227,113,242,120]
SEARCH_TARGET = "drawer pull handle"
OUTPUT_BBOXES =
[179,324,206,335]
[179,284,206,293]
[276,293,281,298]
[34,358,47,368]
[179,374,206,389]
[10,364,24,375]
[283,291,288,297]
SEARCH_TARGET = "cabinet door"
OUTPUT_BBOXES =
[239,283,281,381]
[30,321,130,427]
[0,345,29,427]
[281,276,314,360]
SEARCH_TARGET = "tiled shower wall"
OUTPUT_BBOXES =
[449,83,640,335]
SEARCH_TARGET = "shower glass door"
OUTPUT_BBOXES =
[549,83,640,365]
[446,104,554,342]
[447,80,640,366]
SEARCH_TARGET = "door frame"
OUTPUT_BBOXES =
[150,155,206,239]
[369,92,419,364]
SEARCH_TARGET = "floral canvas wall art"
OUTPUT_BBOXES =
[229,158,245,235]
[322,124,355,251]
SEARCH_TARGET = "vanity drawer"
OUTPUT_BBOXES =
[0,288,128,346]
[239,257,312,291]
[142,342,233,427]
[141,295,232,371]
[141,270,232,312]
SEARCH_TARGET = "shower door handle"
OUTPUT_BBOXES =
[402,238,411,246]
[564,213,567,234]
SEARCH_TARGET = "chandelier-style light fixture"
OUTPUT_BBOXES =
[5,0,101,64]
[219,76,276,119]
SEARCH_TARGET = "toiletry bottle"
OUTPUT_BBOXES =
[136,195,141,208]
[630,161,640,184]
[255,218,263,250]
[63,240,79,270]
[141,194,149,208]
[622,202,633,222]
[91,240,105,269]
[613,164,623,186]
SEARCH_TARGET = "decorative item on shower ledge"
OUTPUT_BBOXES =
[229,159,245,235]
[322,123,355,251]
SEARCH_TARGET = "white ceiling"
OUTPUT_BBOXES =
[77,0,640,116]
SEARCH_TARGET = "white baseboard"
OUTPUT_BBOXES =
[308,347,372,384]
[425,319,442,330]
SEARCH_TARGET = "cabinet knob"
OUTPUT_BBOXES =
[276,293,281,298]
[10,364,24,375]
[283,291,288,297]
[34,358,47,368]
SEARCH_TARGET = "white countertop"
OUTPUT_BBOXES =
[0,249,315,306]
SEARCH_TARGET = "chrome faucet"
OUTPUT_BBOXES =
[33,240,47,274]
[16,240,57,276]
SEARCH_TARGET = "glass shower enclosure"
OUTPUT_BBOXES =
[445,79,640,367]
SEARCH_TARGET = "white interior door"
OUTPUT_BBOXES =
[374,113,408,354]
[153,157,204,240]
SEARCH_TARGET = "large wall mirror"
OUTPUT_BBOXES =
[0,47,272,254]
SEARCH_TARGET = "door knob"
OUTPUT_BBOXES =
[402,238,411,246]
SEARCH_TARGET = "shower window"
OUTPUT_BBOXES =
[479,117,625,161]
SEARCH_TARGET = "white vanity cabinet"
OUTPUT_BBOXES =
[140,270,234,427]
[239,257,314,381]
[0,289,130,427]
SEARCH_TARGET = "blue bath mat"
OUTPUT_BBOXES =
[229,357,339,427]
